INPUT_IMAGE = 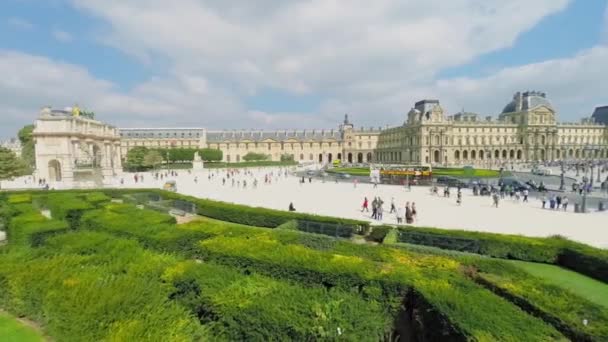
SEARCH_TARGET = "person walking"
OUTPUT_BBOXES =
[562,196,569,211]
[523,189,529,202]
[362,197,369,212]
[371,197,378,219]
[456,190,462,206]
[396,205,404,224]
[541,195,547,209]
[405,202,413,224]
[377,204,384,221]
[492,192,500,208]
[411,202,417,222]
[390,197,396,213]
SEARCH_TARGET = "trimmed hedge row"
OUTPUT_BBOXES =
[472,260,608,341]
[76,202,566,341]
[108,189,370,237]
[0,210,405,340]
[395,226,608,283]
[4,204,69,247]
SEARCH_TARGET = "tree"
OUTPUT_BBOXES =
[280,154,295,162]
[125,147,149,171]
[0,147,28,185]
[199,148,222,162]
[143,150,164,169]
[18,125,35,167]
[242,152,268,162]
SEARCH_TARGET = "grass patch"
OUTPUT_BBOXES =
[327,167,506,178]
[510,260,608,309]
[0,311,44,342]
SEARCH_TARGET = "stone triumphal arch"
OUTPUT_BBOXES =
[33,107,122,187]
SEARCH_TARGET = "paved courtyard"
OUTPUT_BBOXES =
[2,166,607,248]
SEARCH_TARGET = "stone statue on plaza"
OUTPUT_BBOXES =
[193,151,204,171]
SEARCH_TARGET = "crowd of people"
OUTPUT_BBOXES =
[361,196,417,224]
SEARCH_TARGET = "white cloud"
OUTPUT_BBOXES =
[7,17,34,31]
[71,0,570,95]
[6,0,608,139]
[0,50,246,137]
[52,29,73,43]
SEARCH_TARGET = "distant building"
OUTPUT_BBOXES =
[374,90,608,165]
[592,106,608,125]
[118,127,207,158]
[33,106,122,186]
[0,138,22,157]
[116,90,608,166]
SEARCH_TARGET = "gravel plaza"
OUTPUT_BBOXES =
[3,166,607,248]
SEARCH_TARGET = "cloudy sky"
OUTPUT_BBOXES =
[1,0,608,138]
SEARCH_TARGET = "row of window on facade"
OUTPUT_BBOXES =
[381,134,606,148]
[123,132,201,138]
[224,152,373,163]
[377,148,608,164]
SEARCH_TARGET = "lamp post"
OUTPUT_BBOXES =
[559,160,565,191]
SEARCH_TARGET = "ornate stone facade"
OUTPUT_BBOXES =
[33,107,122,186]
[118,91,608,166]
[119,115,381,164]
[375,91,608,166]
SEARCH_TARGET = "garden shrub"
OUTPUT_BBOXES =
[473,259,608,341]
[394,226,608,283]
[366,225,392,243]
[7,193,31,204]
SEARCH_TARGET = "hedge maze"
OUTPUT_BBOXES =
[0,189,607,341]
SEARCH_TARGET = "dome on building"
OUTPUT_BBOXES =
[591,106,608,125]
[501,91,554,114]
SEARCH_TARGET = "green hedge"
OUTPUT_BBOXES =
[5,204,69,247]
[76,203,564,341]
[395,226,608,283]
[473,260,608,341]
[121,189,370,237]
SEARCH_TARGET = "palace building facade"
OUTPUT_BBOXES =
[117,91,608,166]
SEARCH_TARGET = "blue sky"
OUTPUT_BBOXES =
[1,0,608,138]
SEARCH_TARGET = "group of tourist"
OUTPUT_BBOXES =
[361,196,417,224]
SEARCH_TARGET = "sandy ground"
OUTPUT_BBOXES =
[2,167,607,248]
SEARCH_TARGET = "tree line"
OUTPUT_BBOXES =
[125,147,223,171]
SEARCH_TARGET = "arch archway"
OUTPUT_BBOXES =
[540,149,545,160]
[463,150,468,159]
[318,153,323,163]
[575,149,580,158]
[502,150,507,159]
[509,150,515,159]
[328,153,333,162]
[454,150,460,160]
[337,153,342,161]
[479,150,484,160]
[300,153,304,161]
[347,153,353,163]
[433,150,440,163]
[366,152,372,162]
[516,150,522,160]
[494,150,500,159]
[471,150,476,160]
[357,153,363,163]
[48,160,62,182]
